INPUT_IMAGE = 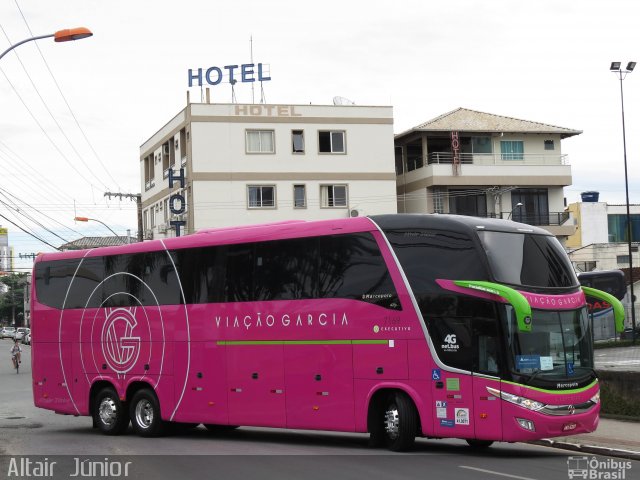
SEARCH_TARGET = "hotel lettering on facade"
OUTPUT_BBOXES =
[140,101,397,238]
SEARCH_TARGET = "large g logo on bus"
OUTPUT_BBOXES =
[101,308,141,374]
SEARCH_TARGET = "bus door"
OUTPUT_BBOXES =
[471,318,503,441]
[428,316,475,438]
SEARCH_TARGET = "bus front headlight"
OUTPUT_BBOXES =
[486,387,546,412]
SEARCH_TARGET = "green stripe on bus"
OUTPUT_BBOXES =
[216,339,389,346]
[500,378,598,395]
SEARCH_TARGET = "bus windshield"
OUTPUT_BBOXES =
[477,231,578,288]
[505,306,593,382]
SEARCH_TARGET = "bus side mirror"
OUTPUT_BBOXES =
[581,286,625,333]
[451,280,533,333]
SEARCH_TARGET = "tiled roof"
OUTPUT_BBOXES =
[59,236,138,250]
[397,107,582,139]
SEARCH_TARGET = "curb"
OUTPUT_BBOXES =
[530,439,640,461]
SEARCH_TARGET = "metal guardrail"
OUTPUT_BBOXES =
[422,152,569,166]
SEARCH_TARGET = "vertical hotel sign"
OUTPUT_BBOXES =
[451,131,461,176]
[168,169,186,237]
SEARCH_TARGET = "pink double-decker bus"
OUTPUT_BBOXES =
[31,214,624,451]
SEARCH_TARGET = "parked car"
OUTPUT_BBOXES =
[0,327,16,339]
[620,327,640,340]
[15,327,29,342]
[22,331,31,345]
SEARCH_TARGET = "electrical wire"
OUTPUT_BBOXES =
[13,0,122,190]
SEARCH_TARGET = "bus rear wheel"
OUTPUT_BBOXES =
[129,389,166,437]
[381,393,417,452]
[93,387,129,435]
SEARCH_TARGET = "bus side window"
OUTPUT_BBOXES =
[224,244,254,302]
[474,316,500,375]
[319,233,400,309]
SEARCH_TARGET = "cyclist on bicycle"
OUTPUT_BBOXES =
[11,339,21,368]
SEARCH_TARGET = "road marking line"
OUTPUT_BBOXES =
[459,466,538,480]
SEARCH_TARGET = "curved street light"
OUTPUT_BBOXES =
[0,27,92,61]
[74,216,125,244]
[610,61,637,344]
[508,202,524,220]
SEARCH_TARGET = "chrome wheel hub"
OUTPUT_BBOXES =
[384,405,399,440]
[98,397,117,426]
[135,399,154,429]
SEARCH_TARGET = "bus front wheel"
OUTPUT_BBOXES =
[380,393,418,452]
[93,387,129,435]
[129,389,166,437]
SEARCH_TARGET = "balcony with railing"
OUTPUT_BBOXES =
[490,211,571,226]
[426,152,568,166]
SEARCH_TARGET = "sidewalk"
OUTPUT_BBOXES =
[531,417,640,461]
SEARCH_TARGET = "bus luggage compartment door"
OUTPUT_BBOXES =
[226,344,286,427]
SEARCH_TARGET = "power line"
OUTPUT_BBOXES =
[0,23,112,191]
[13,0,121,190]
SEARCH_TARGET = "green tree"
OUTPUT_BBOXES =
[0,273,28,327]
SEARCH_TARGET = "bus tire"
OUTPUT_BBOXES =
[382,392,417,452]
[466,439,494,448]
[129,389,166,437]
[93,387,129,435]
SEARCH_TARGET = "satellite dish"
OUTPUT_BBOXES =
[350,209,359,217]
[333,96,356,106]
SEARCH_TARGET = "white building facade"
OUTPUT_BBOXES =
[140,102,397,238]
[394,108,580,239]
[566,200,640,272]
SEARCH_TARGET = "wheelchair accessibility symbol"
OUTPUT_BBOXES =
[432,369,441,381]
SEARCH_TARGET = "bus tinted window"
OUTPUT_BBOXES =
[384,229,488,294]
[423,296,497,372]
[319,233,399,307]
[224,244,254,302]
[34,232,400,310]
[254,237,318,301]
[478,231,577,288]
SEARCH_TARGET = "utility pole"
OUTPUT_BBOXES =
[104,192,143,242]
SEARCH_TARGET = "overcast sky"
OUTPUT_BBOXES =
[1,0,640,271]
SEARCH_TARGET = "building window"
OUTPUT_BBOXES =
[544,140,555,150]
[292,130,305,154]
[246,130,275,153]
[608,214,640,242]
[511,188,549,225]
[500,140,524,160]
[320,184,347,208]
[617,255,630,264]
[318,131,345,153]
[449,190,487,217]
[247,185,276,208]
[461,136,492,154]
[293,184,306,208]
[433,187,445,214]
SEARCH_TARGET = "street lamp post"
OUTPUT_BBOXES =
[0,27,92,61]
[611,61,637,343]
[74,216,125,244]
[508,202,523,220]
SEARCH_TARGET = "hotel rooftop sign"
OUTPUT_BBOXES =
[188,63,271,87]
